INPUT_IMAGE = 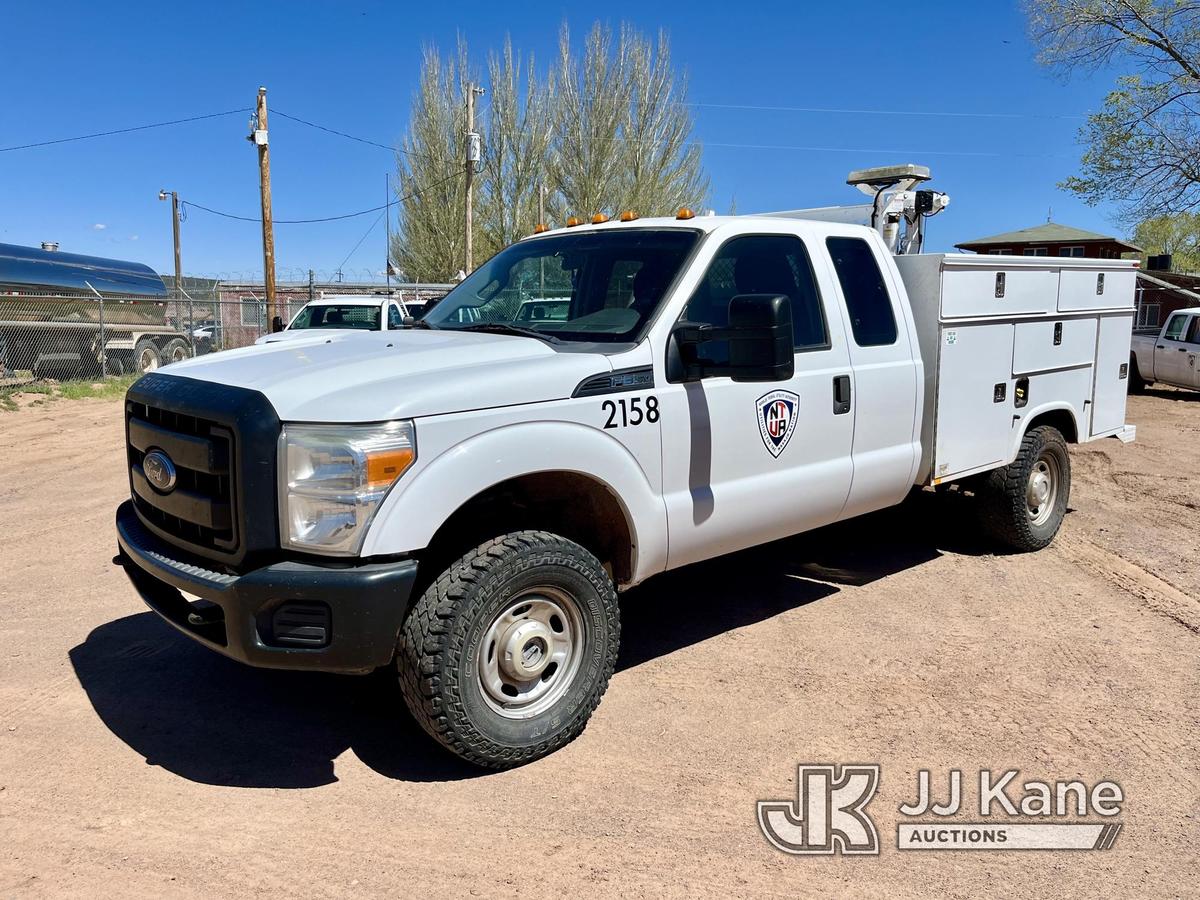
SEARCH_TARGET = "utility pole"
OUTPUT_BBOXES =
[249,86,277,325]
[385,173,392,292]
[158,189,182,298]
[464,83,484,275]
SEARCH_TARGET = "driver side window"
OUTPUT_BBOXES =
[682,234,829,364]
[387,304,404,329]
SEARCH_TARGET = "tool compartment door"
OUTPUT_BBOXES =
[1091,313,1134,436]
[1058,268,1137,312]
[1012,318,1098,375]
[940,266,1058,318]
[933,322,1015,479]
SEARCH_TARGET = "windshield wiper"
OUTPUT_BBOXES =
[457,322,562,344]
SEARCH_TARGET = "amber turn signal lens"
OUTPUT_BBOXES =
[591,213,609,224]
[566,216,582,227]
[532,223,549,234]
[365,448,415,488]
[618,210,638,222]
[676,207,695,220]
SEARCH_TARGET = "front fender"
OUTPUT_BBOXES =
[360,420,667,583]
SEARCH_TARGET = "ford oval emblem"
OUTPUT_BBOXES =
[143,449,178,493]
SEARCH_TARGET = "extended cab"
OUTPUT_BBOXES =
[1129,307,1200,393]
[115,166,1138,768]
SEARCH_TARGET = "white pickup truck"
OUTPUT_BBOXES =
[1129,307,1200,393]
[254,294,412,345]
[115,166,1138,768]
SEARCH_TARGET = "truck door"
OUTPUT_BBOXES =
[658,232,855,570]
[822,236,921,519]
[1184,315,1200,388]
[1157,313,1193,385]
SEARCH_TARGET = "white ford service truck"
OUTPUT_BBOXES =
[115,165,1137,768]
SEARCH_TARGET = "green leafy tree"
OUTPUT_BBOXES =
[1023,0,1200,220]
[1133,211,1200,270]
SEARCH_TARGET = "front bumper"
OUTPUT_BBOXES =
[115,500,417,674]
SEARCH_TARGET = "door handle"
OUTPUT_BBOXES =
[1157,345,1165,349]
[833,375,852,415]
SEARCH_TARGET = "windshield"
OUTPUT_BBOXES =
[290,304,381,331]
[422,229,700,342]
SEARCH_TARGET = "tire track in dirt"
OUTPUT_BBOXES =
[1056,531,1200,637]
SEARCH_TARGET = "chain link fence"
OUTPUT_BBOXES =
[0,281,453,389]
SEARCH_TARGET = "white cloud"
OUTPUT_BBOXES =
[129,234,139,241]
[93,223,107,230]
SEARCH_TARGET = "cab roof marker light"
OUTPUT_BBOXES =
[565,216,583,227]
[619,210,638,222]
[591,213,609,224]
[676,207,695,220]
[532,223,549,234]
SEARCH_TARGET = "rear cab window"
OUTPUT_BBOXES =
[825,237,898,346]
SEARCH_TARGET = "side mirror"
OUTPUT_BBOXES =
[271,315,285,333]
[670,294,794,383]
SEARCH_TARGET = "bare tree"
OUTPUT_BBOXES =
[478,39,556,258]
[1024,0,1200,220]
[391,41,475,282]
[392,22,709,280]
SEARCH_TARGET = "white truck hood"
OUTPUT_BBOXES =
[162,329,612,421]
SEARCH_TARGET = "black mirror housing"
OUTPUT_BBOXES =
[669,293,794,383]
[727,294,794,382]
[271,315,285,333]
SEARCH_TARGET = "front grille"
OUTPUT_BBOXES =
[124,373,281,569]
[127,400,238,551]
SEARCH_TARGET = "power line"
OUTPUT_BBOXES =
[272,109,399,153]
[180,169,464,225]
[336,210,387,272]
[0,108,249,153]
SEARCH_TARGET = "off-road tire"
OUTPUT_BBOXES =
[397,531,620,769]
[979,425,1070,552]
[1127,355,1148,393]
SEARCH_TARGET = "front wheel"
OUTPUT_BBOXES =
[979,425,1070,552]
[397,531,620,769]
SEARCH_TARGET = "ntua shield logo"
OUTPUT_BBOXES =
[757,390,799,457]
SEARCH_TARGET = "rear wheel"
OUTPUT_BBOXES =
[163,337,190,365]
[1128,354,1148,393]
[397,531,620,769]
[133,338,162,373]
[979,425,1070,552]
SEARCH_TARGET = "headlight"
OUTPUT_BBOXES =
[280,420,416,555]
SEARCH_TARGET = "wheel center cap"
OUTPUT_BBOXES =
[499,620,553,680]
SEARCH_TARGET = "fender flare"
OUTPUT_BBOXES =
[1009,401,1080,462]
[361,420,667,583]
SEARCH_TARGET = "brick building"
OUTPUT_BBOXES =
[954,222,1140,260]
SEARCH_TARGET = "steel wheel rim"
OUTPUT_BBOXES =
[476,586,585,719]
[170,346,188,363]
[1026,453,1059,526]
[139,347,159,371]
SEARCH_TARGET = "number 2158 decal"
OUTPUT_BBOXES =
[602,395,659,429]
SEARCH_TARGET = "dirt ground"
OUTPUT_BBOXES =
[1,387,1197,898]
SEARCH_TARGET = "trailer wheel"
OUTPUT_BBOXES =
[979,425,1070,552]
[133,338,162,373]
[397,531,620,769]
[163,338,190,365]
[1127,354,1148,393]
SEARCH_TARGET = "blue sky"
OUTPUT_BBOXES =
[1,0,1125,280]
